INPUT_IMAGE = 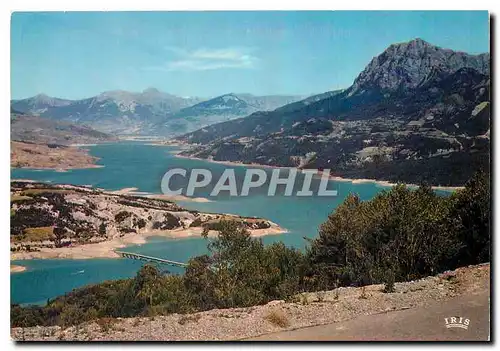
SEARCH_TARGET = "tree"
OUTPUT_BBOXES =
[447,170,490,266]
[53,226,67,247]
[307,184,461,287]
[134,264,160,307]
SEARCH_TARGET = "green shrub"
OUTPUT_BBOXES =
[189,218,203,227]
[383,270,395,293]
[114,211,131,223]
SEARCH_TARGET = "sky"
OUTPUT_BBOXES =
[11,11,489,100]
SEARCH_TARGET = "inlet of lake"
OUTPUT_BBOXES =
[10,142,450,305]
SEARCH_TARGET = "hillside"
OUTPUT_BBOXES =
[11,114,114,170]
[176,39,490,186]
[11,141,102,170]
[11,114,113,145]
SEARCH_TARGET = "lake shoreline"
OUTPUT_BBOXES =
[11,265,26,273]
[108,187,213,203]
[12,164,104,172]
[174,153,464,192]
[10,224,287,261]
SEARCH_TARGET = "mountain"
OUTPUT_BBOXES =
[11,94,73,115]
[350,38,489,93]
[11,90,303,136]
[11,89,203,135]
[177,39,490,186]
[151,93,305,136]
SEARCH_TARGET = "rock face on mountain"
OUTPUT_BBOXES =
[177,39,490,186]
[350,38,489,93]
[153,93,304,137]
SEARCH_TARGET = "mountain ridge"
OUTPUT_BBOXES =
[150,92,305,136]
[350,38,489,94]
[176,38,490,186]
[12,90,305,136]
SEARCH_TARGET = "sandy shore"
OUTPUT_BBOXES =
[13,164,104,171]
[328,175,464,191]
[145,194,213,203]
[109,187,140,195]
[10,265,26,273]
[10,182,284,261]
[175,154,464,192]
[10,223,287,261]
[11,179,38,183]
[108,187,213,203]
[147,140,190,147]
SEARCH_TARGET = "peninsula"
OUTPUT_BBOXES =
[10,181,285,261]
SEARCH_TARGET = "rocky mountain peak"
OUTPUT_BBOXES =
[31,93,65,105]
[34,93,50,100]
[14,93,73,110]
[350,38,489,94]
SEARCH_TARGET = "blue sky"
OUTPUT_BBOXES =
[11,11,489,100]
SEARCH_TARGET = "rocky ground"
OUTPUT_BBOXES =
[11,263,489,341]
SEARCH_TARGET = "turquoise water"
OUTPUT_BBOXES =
[10,142,419,305]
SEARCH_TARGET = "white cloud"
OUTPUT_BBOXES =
[146,47,258,72]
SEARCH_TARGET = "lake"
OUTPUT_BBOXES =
[11,142,418,305]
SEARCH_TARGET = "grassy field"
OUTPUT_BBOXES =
[12,226,55,243]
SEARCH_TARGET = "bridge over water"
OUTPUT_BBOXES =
[115,250,188,268]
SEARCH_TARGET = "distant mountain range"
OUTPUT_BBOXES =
[11,90,305,136]
[153,93,305,136]
[11,88,202,135]
[177,39,490,186]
